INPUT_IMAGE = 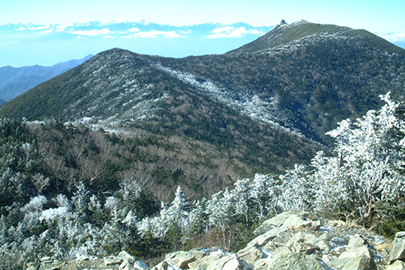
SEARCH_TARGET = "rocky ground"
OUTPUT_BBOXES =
[27,212,405,270]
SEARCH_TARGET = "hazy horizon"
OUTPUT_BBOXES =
[1,0,404,67]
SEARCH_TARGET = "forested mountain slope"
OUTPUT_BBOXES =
[0,20,404,199]
[2,95,405,268]
[2,21,404,144]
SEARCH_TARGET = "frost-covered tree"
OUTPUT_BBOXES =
[119,178,142,205]
[206,188,235,231]
[309,151,349,216]
[311,93,405,224]
[249,174,280,218]
[232,178,252,222]
[277,164,313,212]
[72,182,91,221]
[100,207,125,253]
[21,195,47,213]
[186,198,208,238]
[158,186,190,243]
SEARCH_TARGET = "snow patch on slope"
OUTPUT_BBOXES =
[155,64,305,138]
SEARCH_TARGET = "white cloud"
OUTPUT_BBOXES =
[55,24,71,32]
[121,30,184,38]
[28,25,51,31]
[40,29,54,34]
[212,26,235,34]
[180,29,192,34]
[67,28,112,36]
[205,26,262,38]
[377,31,405,42]
[129,27,141,32]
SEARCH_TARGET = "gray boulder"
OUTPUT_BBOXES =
[237,244,267,264]
[329,235,376,270]
[388,232,405,264]
[255,247,324,270]
[386,260,405,270]
[212,254,254,270]
[254,212,316,235]
[152,249,209,270]
[249,226,287,247]
[104,256,123,267]
[149,212,394,270]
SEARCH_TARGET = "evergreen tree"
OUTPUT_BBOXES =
[72,182,91,221]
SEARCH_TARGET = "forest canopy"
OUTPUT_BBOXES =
[0,92,405,268]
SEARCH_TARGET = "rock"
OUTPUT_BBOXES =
[290,241,320,255]
[163,249,205,268]
[75,254,91,261]
[187,256,214,269]
[40,266,61,270]
[237,244,266,264]
[104,256,123,266]
[254,212,306,234]
[152,261,169,270]
[388,232,405,263]
[286,231,320,255]
[133,259,150,270]
[329,236,349,250]
[253,246,291,269]
[120,259,149,270]
[249,226,287,247]
[329,256,377,270]
[149,212,394,270]
[314,239,329,252]
[26,262,40,270]
[312,219,322,230]
[386,260,405,270]
[257,247,324,270]
[212,254,253,270]
[118,250,137,264]
[187,250,225,269]
[254,211,318,235]
[120,260,135,270]
[40,256,53,264]
[329,235,376,270]
[178,249,253,270]
[117,251,149,270]
[282,213,312,229]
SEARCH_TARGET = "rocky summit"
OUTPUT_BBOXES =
[30,212,405,270]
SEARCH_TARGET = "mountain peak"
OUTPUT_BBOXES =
[227,20,382,54]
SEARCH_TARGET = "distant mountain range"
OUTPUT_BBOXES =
[1,20,405,199]
[0,21,273,67]
[0,55,92,102]
[3,19,403,67]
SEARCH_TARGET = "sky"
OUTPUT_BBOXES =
[0,0,404,66]
[2,0,404,31]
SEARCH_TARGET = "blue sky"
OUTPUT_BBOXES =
[1,0,404,67]
[2,0,404,31]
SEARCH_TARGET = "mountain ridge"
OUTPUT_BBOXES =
[228,20,405,55]
[0,54,93,102]
[2,21,405,139]
[1,20,405,197]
